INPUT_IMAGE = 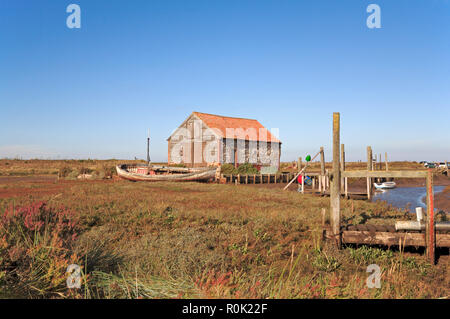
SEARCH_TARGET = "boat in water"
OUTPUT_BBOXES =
[116,164,217,182]
[373,181,396,189]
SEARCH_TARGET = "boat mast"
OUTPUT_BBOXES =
[147,128,151,165]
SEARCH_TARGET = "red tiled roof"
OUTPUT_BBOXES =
[193,112,281,143]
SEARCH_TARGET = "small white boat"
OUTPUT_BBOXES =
[373,181,396,189]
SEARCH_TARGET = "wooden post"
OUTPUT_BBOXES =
[312,177,315,191]
[253,174,256,184]
[344,177,348,198]
[340,144,345,190]
[426,169,435,264]
[298,157,302,172]
[237,174,240,184]
[320,147,325,193]
[445,160,448,176]
[330,112,341,248]
[318,175,322,192]
[321,208,326,227]
[367,146,373,200]
[245,174,248,184]
[379,153,382,170]
[385,152,389,171]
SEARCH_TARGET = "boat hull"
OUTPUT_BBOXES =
[373,182,396,189]
[116,164,217,182]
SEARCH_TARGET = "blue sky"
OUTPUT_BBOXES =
[1,0,449,162]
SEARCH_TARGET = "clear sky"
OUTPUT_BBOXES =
[1,0,449,162]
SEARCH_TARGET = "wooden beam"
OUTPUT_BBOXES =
[426,169,435,264]
[341,170,428,178]
[333,230,450,247]
[298,157,302,172]
[330,112,341,248]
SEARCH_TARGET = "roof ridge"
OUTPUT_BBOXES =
[193,111,258,121]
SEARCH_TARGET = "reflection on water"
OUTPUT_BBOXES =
[371,186,445,212]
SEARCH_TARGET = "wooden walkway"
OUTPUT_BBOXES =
[221,173,299,184]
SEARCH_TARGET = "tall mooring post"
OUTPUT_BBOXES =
[366,146,373,200]
[426,169,435,264]
[298,157,302,172]
[330,112,342,248]
[340,144,345,190]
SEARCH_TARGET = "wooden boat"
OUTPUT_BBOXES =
[373,181,396,189]
[116,164,217,182]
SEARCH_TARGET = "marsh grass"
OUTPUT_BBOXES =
[0,178,448,298]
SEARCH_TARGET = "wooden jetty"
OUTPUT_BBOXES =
[323,112,450,264]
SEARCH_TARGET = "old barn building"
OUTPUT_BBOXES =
[167,112,281,169]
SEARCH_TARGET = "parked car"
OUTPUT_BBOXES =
[438,163,448,169]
